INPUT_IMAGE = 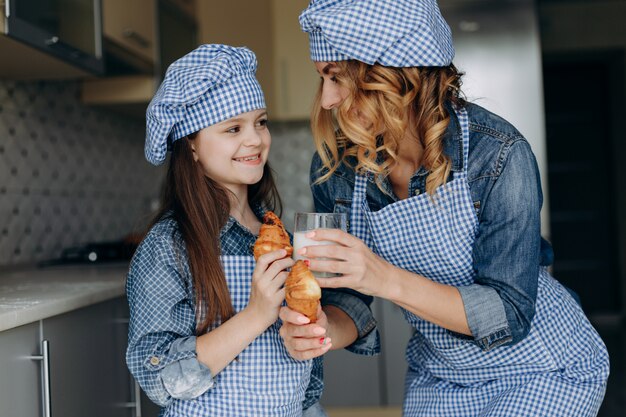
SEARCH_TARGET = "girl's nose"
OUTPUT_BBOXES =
[320,82,344,110]
[243,129,263,147]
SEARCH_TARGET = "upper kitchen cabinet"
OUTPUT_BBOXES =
[197,0,318,120]
[82,0,197,115]
[102,0,156,73]
[0,0,104,79]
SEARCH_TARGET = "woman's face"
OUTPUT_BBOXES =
[190,109,271,196]
[314,61,372,130]
[314,61,349,110]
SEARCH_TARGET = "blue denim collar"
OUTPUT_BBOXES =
[443,101,464,173]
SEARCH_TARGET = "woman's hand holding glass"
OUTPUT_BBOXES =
[296,228,394,297]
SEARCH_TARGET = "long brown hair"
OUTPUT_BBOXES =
[151,133,282,334]
[312,61,464,195]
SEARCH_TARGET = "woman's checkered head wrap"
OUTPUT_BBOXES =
[145,44,266,165]
[299,0,454,67]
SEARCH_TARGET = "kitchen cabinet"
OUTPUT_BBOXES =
[102,0,157,71]
[81,0,197,117]
[197,0,319,120]
[0,0,104,78]
[0,297,140,417]
[42,297,130,417]
[0,322,43,417]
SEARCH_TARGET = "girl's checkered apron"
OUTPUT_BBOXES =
[350,107,609,416]
[166,256,312,417]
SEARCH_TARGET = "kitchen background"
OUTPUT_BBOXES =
[0,0,624,416]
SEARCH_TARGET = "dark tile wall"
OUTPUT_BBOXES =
[0,80,163,265]
[0,80,316,266]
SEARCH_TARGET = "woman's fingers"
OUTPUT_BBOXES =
[298,243,351,261]
[278,306,332,360]
[279,306,312,325]
[305,229,360,247]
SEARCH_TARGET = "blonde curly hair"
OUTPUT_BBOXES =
[311,61,464,196]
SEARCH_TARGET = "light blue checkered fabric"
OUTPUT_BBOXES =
[166,256,312,417]
[145,44,266,165]
[349,106,609,416]
[299,0,454,66]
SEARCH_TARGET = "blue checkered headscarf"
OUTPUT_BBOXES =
[299,0,454,67]
[145,44,266,165]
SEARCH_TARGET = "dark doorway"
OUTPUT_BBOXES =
[543,52,621,316]
[543,51,625,417]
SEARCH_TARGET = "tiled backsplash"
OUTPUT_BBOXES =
[0,80,316,266]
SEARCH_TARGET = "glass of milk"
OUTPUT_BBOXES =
[293,212,348,277]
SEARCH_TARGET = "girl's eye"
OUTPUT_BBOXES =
[257,119,269,128]
[226,126,240,134]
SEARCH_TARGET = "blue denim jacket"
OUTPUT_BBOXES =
[310,102,556,351]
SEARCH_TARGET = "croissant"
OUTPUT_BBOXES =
[286,260,321,322]
[253,211,293,260]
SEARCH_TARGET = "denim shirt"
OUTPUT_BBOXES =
[310,102,555,351]
[126,210,378,409]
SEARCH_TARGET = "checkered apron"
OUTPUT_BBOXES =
[166,256,312,417]
[350,107,609,416]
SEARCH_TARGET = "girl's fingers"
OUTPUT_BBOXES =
[255,249,288,270]
[265,257,295,278]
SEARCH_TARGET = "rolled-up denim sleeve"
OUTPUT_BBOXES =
[458,139,542,350]
[322,289,380,355]
[126,231,213,407]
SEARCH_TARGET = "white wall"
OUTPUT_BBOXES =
[441,0,550,236]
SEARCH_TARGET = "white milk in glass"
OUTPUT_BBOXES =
[293,230,335,277]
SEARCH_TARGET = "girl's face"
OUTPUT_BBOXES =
[191,109,271,195]
[315,61,349,110]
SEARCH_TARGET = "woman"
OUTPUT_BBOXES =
[279,1,610,415]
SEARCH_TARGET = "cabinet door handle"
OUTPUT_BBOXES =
[29,340,52,417]
[122,29,151,49]
[134,380,142,417]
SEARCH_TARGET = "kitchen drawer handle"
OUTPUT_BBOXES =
[29,340,52,417]
[122,29,150,49]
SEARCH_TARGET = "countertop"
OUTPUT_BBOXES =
[0,263,129,332]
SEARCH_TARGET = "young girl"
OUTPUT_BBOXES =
[126,44,328,416]
[279,1,610,416]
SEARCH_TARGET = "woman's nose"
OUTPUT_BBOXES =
[320,82,343,110]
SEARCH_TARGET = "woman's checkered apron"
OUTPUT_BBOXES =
[166,256,312,417]
[350,107,609,416]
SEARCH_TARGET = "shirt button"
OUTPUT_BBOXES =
[414,189,421,196]
[150,356,160,366]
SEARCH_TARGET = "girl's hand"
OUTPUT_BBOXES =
[246,249,294,330]
[278,305,332,360]
[297,229,394,297]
